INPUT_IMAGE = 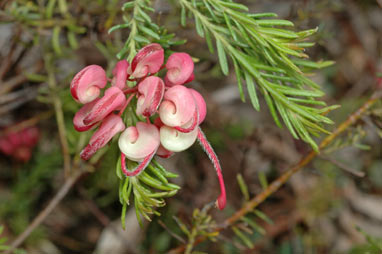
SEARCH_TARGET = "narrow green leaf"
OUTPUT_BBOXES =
[108,23,129,34]
[297,27,318,38]
[262,87,282,128]
[121,201,127,230]
[194,16,205,37]
[219,1,249,11]
[67,31,78,49]
[223,12,237,41]
[254,210,274,224]
[245,71,260,111]
[147,164,168,184]
[181,5,187,27]
[233,58,245,102]
[173,216,190,236]
[232,226,254,248]
[138,8,151,23]
[216,39,229,75]
[241,217,266,235]
[139,26,160,39]
[249,12,278,19]
[237,174,249,201]
[293,60,335,69]
[122,2,135,11]
[258,171,268,190]
[46,0,57,19]
[258,27,298,39]
[205,29,215,53]
[134,34,151,43]
[52,26,62,55]
[58,0,68,14]
[256,19,294,27]
[116,156,122,179]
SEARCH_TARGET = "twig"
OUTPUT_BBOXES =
[45,54,71,177]
[169,93,380,254]
[319,155,365,177]
[4,169,83,254]
[158,220,186,244]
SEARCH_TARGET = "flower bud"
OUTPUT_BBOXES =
[118,122,160,162]
[165,53,194,86]
[70,65,107,104]
[128,43,164,78]
[159,85,196,128]
[73,99,101,132]
[189,89,207,124]
[136,76,165,117]
[80,114,125,160]
[160,125,198,152]
[83,87,126,125]
[111,60,129,89]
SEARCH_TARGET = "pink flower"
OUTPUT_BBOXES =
[80,114,125,160]
[136,76,165,117]
[111,60,129,89]
[128,43,164,78]
[165,53,194,87]
[71,65,107,104]
[82,87,126,125]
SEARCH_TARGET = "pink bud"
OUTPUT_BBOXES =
[136,76,165,117]
[73,99,100,132]
[112,60,129,90]
[189,89,206,124]
[118,122,160,162]
[129,43,164,78]
[159,125,198,152]
[165,53,194,86]
[83,87,126,125]
[71,65,107,104]
[159,85,196,128]
[80,114,125,160]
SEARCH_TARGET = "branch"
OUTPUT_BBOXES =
[169,91,381,254]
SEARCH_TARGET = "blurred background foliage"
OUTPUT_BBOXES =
[0,0,382,253]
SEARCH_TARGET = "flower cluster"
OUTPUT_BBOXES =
[0,127,39,162]
[70,43,226,210]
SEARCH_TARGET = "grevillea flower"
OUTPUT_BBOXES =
[128,43,164,78]
[136,76,165,117]
[82,87,126,125]
[165,53,194,87]
[71,65,107,104]
[80,114,125,160]
[111,60,129,90]
[70,43,226,210]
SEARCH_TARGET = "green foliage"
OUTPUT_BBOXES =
[5,0,86,54]
[109,0,185,61]
[177,0,336,150]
